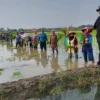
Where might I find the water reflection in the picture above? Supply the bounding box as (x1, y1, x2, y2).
(40, 51, 49, 68)
(30, 49, 40, 66)
(51, 55, 63, 72)
(65, 58, 78, 70)
(0, 38, 99, 83)
(28, 85, 99, 100)
(14, 47, 23, 61)
(94, 86, 100, 100)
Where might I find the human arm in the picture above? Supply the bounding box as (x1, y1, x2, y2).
(86, 36, 92, 44)
(45, 34, 49, 44)
(90, 16, 100, 31)
(79, 35, 85, 46)
(45, 34, 48, 41)
(93, 16, 100, 29)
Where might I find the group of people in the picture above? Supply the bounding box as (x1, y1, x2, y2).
(65, 6, 100, 67)
(0, 6, 100, 67)
(14, 6, 100, 67)
(16, 29, 58, 54)
(65, 27, 94, 65)
(15, 26, 94, 67)
(0, 32, 14, 43)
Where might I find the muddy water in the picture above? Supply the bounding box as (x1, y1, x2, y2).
(28, 85, 100, 100)
(0, 37, 99, 83)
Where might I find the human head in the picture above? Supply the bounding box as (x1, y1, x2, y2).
(52, 30, 55, 35)
(34, 29, 37, 34)
(41, 29, 44, 34)
(98, 11, 100, 14)
(16, 32, 19, 35)
(81, 27, 90, 35)
(69, 33, 74, 37)
(96, 6, 100, 14)
(68, 31, 76, 37)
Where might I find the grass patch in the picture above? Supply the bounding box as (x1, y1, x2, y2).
(37, 67, 100, 96)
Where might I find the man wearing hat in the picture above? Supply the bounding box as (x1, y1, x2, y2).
(91, 6, 100, 65)
(64, 31, 78, 58)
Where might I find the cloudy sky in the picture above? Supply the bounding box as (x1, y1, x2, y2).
(0, 0, 99, 29)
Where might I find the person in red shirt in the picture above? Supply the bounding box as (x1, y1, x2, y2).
(50, 30, 58, 54)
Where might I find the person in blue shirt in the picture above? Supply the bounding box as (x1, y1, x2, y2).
(16, 32, 21, 47)
(39, 29, 48, 51)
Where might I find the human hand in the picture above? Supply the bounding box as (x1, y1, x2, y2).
(80, 41, 83, 44)
(74, 46, 77, 48)
(47, 41, 49, 44)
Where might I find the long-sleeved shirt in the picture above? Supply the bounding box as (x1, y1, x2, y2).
(80, 33, 93, 52)
(16, 35, 21, 42)
(94, 16, 100, 43)
(38, 33, 47, 42)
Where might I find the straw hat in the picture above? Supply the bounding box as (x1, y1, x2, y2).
(81, 27, 92, 32)
(67, 31, 76, 36)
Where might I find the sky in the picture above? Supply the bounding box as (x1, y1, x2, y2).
(0, 0, 99, 29)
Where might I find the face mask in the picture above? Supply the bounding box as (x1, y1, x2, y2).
(69, 36, 74, 40)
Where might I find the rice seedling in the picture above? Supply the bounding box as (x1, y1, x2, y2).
(13, 71, 22, 77)
(0, 68, 5, 72)
(57, 33, 64, 41)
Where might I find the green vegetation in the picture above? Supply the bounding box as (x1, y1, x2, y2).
(50, 86, 64, 95)
(31, 53, 39, 57)
(37, 67, 100, 96)
(0, 68, 5, 72)
(38, 79, 49, 93)
(13, 71, 22, 77)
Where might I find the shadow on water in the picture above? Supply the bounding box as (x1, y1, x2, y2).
(27, 85, 100, 100)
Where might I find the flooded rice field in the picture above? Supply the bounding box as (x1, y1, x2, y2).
(0, 37, 99, 83)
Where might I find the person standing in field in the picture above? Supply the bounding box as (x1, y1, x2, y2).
(64, 31, 78, 58)
(80, 27, 95, 65)
(6, 32, 10, 41)
(28, 36, 32, 48)
(32, 30, 39, 49)
(38, 29, 48, 51)
(16, 32, 21, 47)
(50, 30, 58, 54)
(91, 6, 100, 66)
(9, 32, 13, 43)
